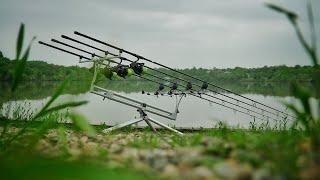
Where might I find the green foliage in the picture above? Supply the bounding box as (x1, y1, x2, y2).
(266, 2, 318, 67)
(15, 23, 24, 60)
(0, 60, 92, 81)
(0, 155, 147, 180)
(0, 57, 316, 83)
(150, 65, 316, 83)
(286, 84, 320, 151)
(267, 1, 320, 165)
(11, 23, 36, 92)
(69, 112, 96, 137)
(0, 23, 91, 152)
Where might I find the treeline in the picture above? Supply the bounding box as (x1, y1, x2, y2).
(0, 55, 92, 81)
(155, 66, 316, 83)
(0, 54, 316, 82)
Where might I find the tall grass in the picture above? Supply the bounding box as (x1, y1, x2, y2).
(0, 23, 93, 151)
(266, 0, 320, 163)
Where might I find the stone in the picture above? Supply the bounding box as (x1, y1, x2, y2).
(133, 161, 150, 171)
(68, 148, 81, 157)
(213, 160, 253, 180)
(121, 148, 139, 160)
(83, 142, 98, 156)
(253, 168, 272, 180)
(80, 136, 88, 144)
(109, 143, 123, 153)
(200, 137, 224, 147)
(191, 166, 215, 180)
(153, 157, 168, 170)
(161, 164, 179, 179)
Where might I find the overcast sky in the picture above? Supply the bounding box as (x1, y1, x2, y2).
(0, 0, 319, 68)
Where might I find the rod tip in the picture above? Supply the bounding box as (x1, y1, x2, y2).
(74, 31, 79, 35)
(61, 35, 67, 38)
(38, 41, 44, 44)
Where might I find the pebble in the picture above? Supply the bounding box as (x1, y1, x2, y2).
(200, 137, 224, 147)
(162, 164, 179, 179)
(253, 168, 272, 180)
(121, 148, 139, 160)
(191, 166, 215, 180)
(80, 136, 88, 144)
(213, 160, 253, 179)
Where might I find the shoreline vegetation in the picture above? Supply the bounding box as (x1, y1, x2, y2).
(0, 56, 317, 83)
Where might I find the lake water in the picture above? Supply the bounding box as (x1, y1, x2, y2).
(1, 81, 317, 129)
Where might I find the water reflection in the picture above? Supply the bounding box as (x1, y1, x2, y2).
(0, 80, 313, 102)
(1, 80, 313, 129)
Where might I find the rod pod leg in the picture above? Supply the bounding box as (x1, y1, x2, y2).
(143, 117, 157, 132)
(148, 117, 183, 136)
(103, 118, 144, 134)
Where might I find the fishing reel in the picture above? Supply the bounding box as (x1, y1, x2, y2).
(130, 61, 148, 75)
(104, 65, 134, 79)
(168, 82, 179, 96)
(199, 81, 208, 93)
(154, 83, 165, 96)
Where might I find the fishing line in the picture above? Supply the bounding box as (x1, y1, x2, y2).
(60, 35, 292, 120)
(39, 40, 285, 123)
(73, 31, 294, 119)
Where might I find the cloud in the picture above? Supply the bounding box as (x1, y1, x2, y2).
(0, 0, 319, 68)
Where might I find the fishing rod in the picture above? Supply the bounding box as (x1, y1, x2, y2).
(40, 40, 285, 123)
(60, 34, 291, 120)
(73, 31, 294, 119)
(50, 38, 284, 121)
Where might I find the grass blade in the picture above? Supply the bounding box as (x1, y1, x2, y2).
(35, 77, 71, 118)
(69, 112, 96, 137)
(16, 23, 24, 60)
(11, 37, 36, 92)
(265, 3, 297, 20)
(35, 101, 88, 119)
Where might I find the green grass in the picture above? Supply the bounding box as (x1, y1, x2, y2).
(0, 113, 314, 179)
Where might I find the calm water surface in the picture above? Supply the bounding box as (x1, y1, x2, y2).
(1, 81, 317, 129)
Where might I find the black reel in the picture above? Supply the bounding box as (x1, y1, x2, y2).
(114, 65, 132, 78)
(201, 81, 208, 90)
(130, 62, 146, 75)
(186, 81, 192, 91)
(154, 83, 165, 95)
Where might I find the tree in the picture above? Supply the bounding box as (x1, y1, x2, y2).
(0, 51, 3, 59)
